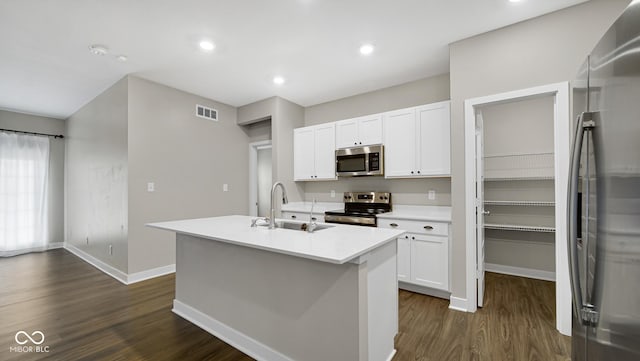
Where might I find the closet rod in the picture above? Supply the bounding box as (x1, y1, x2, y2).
(0, 128, 64, 139)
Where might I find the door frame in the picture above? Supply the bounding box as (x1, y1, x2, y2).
(248, 140, 272, 217)
(463, 82, 571, 335)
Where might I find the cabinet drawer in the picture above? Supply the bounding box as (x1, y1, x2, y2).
(281, 211, 324, 223)
(379, 219, 448, 236)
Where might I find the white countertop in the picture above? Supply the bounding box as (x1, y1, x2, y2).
(147, 215, 404, 265)
(377, 205, 452, 223)
(281, 201, 343, 213)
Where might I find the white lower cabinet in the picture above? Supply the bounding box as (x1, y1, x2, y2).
(409, 234, 448, 290)
(379, 218, 450, 293)
(281, 211, 325, 223)
(397, 235, 411, 282)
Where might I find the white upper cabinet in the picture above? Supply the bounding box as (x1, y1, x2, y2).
(383, 101, 451, 178)
(335, 114, 383, 149)
(294, 123, 336, 181)
(417, 102, 451, 176)
(314, 123, 337, 179)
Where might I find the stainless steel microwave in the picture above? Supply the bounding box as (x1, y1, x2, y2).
(335, 145, 384, 177)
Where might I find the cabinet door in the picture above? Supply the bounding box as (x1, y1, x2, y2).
(397, 235, 411, 282)
(314, 123, 337, 180)
(357, 114, 383, 146)
(335, 118, 359, 149)
(383, 108, 417, 178)
(410, 234, 449, 291)
(281, 212, 302, 220)
(294, 127, 315, 181)
(417, 101, 451, 176)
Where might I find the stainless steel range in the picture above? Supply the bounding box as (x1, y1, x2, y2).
(324, 192, 391, 227)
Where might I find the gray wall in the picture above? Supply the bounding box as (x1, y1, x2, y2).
(302, 74, 451, 205)
(448, 0, 630, 300)
(304, 74, 450, 126)
(0, 110, 65, 244)
(65, 77, 129, 272)
(127, 76, 248, 273)
(238, 96, 305, 205)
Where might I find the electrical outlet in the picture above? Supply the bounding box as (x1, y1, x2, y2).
(330, 190, 336, 198)
(147, 182, 155, 192)
(428, 190, 436, 200)
(109, 245, 113, 255)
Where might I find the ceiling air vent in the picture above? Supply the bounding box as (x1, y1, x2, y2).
(196, 104, 218, 121)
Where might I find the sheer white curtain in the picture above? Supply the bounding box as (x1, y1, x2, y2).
(0, 131, 50, 257)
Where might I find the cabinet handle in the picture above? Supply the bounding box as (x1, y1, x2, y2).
(354, 142, 357, 145)
(390, 223, 398, 227)
(359, 142, 362, 145)
(291, 215, 297, 219)
(423, 225, 434, 230)
(405, 235, 409, 239)
(311, 217, 317, 221)
(411, 236, 415, 240)
(417, 170, 421, 174)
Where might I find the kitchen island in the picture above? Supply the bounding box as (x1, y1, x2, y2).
(147, 215, 404, 361)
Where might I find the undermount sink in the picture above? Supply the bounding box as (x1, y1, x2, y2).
(260, 220, 334, 232)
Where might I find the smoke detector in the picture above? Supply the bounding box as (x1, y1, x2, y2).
(88, 44, 108, 56)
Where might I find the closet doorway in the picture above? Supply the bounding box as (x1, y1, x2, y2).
(248, 140, 272, 217)
(464, 82, 571, 335)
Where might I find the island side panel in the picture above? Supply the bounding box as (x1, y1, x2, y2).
(365, 240, 398, 361)
(174, 233, 362, 361)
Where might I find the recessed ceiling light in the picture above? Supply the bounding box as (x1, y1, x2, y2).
(88, 44, 108, 56)
(273, 76, 285, 85)
(508, 0, 523, 2)
(199, 40, 215, 52)
(115, 55, 128, 62)
(359, 44, 374, 56)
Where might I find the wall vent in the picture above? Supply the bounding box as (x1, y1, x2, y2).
(196, 104, 218, 121)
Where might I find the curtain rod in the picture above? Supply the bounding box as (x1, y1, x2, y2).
(0, 128, 64, 139)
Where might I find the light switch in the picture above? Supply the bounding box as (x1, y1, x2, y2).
(223, 184, 229, 192)
(147, 182, 155, 192)
(330, 190, 336, 198)
(428, 190, 436, 200)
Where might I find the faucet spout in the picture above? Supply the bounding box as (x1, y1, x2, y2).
(269, 182, 288, 229)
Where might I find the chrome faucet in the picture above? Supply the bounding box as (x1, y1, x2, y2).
(307, 199, 317, 233)
(269, 182, 289, 229)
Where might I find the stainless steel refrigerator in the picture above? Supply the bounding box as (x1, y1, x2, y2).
(568, 1, 640, 360)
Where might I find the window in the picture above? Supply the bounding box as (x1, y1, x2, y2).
(0, 132, 50, 256)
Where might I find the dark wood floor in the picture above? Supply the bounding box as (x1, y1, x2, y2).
(0, 249, 570, 360)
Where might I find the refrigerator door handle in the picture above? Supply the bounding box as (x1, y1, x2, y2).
(568, 111, 599, 327)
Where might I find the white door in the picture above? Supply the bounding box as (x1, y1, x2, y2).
(293, 127, 315, 180)
(335, 118, 359, 149)
(314, 123, 336, 180)
(417, 102, 451, 176)
(397, 235, 411, 282)
(383, 108, 417, 177)
(410, 234, 449, 290)
(357, 114, 383, 146)
(475, 111, 486, 307)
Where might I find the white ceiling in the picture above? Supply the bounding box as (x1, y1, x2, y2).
(0, 0, 588, 119)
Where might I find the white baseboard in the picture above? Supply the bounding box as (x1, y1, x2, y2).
(448, 296, 469, 312)
(64, 243, 176, 285)
(385, 349, 397, 361)
(399, 281, 451, 300)
(64, 243, 128, 285)
(485, 263, 555, 282)
(172, 299, 294, 361)
(0, 242, 64, 257)
(128, 264, 175, 284)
